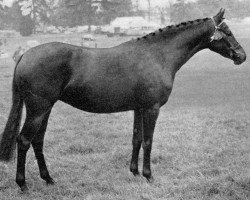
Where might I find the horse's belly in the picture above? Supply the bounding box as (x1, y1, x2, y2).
(59, 85, 137, 113)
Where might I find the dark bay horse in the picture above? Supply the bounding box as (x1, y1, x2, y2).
(0, 9, 246, 191)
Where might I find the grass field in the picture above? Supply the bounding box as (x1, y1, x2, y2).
(0, 33, 249, 200)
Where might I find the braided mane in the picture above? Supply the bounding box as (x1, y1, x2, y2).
(136, 17, 210, 41)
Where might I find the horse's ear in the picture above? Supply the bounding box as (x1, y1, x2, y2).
(214, 8, 225, 25)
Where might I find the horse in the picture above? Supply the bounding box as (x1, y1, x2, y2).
(0, 9, 246, 191)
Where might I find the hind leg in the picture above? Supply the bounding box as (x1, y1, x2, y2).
(16, 94, 53, 191)
(32, 110, 55, 185)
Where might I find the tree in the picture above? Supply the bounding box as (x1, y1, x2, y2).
(134, 0, 139, 12)
(0, 1, 34, 35)
(155, 6, 170, 25)
(0, 4, 9, 29)
(9, 2, 33, 35)
(147, 0, 151, 22)
(61, 0, 133, 29)
(18, 0, 54, 33)
(65, 0, 100, 31)
(19, 15, 34, 36)
(197, 0, 250, 19)
(170, 0, 203, 24)
(100, 0, 133, 24)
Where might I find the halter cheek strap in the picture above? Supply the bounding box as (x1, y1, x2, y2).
(210, 17, 224, 42)
(211, 17, 223, 29)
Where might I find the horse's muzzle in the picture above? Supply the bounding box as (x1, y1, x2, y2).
(233, 49, 246, 65)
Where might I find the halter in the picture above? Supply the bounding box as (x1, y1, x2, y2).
(210, 17, 224, 42)
(211, 17, 224, 30)
(210, 17, 241, 51)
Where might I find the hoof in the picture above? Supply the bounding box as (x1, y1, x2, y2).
(132, 171, 140, 176)
(143, 170, 154, 183)
(146, 176, 154, 183)
(130, 169, 140, 176)
(46, 178, 55, 185)
(20, 184, 29, 193)
(16, 179, 28, 193)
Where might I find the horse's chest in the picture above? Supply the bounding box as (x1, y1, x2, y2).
(150, 70, 173, 94)
(135, 75, 173, 107)
(159, 85, 173, 105)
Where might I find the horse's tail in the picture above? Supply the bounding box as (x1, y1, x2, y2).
(0, 56, 24, 161)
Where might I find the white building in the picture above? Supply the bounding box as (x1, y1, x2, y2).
(110, 16, 160, 29)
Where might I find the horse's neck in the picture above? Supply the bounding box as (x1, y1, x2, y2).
(158, 20, 214, 75)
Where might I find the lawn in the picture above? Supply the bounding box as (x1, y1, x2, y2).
(0, 33, 249, 200)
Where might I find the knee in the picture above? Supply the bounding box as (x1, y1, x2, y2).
(132, 129, 142, 144)
(132, 137, 142, 146)
(16, 135, 30, 151)
(142, 139, 152, 149)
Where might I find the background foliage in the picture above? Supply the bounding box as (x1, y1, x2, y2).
(1, 0, 250, 35)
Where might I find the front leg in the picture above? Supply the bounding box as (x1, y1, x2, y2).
(142, 104, 159, 181)
(130, 109, 143, 176)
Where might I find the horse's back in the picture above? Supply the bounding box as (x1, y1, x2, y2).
(14, 42, 139, 109)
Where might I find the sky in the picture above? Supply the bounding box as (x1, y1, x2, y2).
(2, 0, 196, 8)
(1, 0, 174, 8)
(137, 0, 171, 8)
(137, 0, 198, 9)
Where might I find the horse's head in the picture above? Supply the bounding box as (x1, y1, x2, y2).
(208, 8, 246, 65)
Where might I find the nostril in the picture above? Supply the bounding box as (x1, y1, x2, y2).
(236, 51, 246, 61)
(241, 53, 247, 61)
(234, 48, 246, 63)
